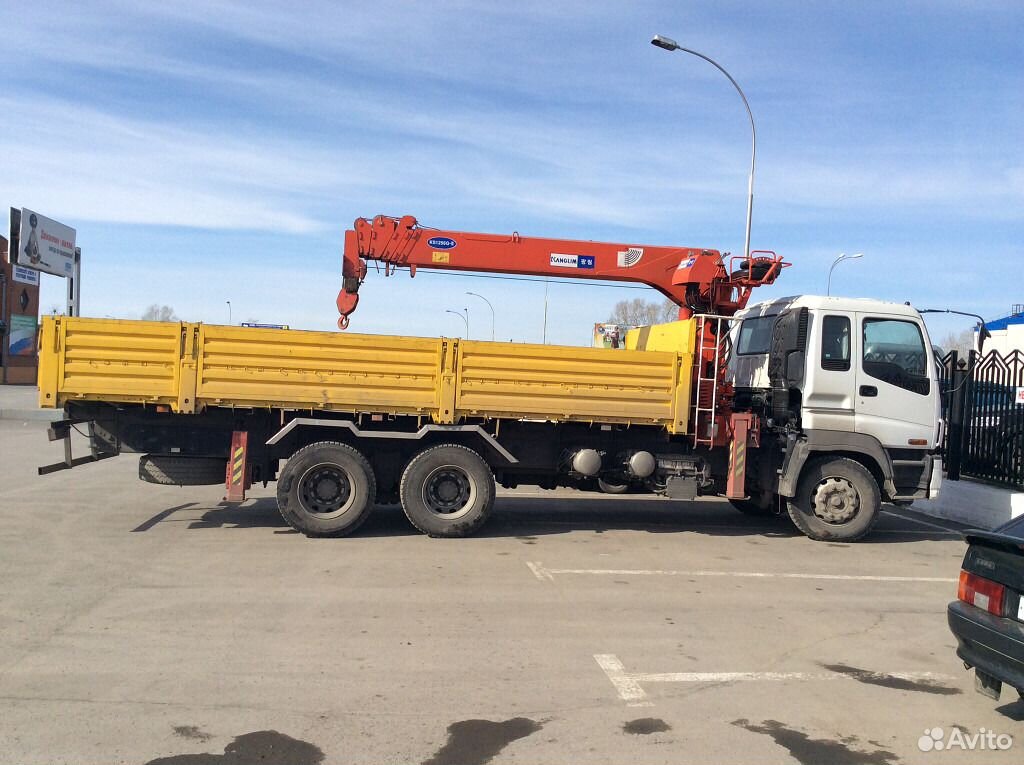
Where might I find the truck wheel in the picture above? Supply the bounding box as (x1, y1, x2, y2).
(276, 441, 376, 537)
(399, 444, 495, 537)
(787, 457, 880, 541)
(139, 455, 226, 486)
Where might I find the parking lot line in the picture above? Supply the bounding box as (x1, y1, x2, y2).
(594, 654, 958, 706)
(528, 561, 956, 583)
(881, 509, 961, 533)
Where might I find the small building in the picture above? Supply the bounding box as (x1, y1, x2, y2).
(976, 305, 1024, 355)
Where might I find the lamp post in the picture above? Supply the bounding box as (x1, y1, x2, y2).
(445, 308, 469, 338)
(826, 253, 863, 296)
(651, 34, 756, 261)
(466, 291, 495, 341)
(226, 300, 232, 325)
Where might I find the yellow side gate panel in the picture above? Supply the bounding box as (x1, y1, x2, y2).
(38, 317, 183, 409)
(38, 317, 695, 434)
(191, 325, 445, 417)
(455, 340, 692, 432)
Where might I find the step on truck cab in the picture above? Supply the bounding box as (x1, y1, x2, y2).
(728, 295, 943, 538)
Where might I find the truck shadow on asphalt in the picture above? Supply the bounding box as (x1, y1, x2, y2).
(135, 497, 959, 544)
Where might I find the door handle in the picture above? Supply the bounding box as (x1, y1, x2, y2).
(859, 385, 878, 397)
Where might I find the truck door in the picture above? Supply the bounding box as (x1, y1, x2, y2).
(801, 310, 857, 431)
(854, 312, 936, 446)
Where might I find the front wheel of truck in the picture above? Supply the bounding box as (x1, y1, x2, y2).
(276, 441, 376, 537)
(786, 456, 880, 541)
(400, 444, 495, 537)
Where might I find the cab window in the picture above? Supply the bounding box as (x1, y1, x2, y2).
(736, 316, 775, 355)
(862, 318, 929, 395)
(820, 315, 851, 371)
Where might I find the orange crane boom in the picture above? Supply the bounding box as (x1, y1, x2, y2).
(335, 215, 785, 329)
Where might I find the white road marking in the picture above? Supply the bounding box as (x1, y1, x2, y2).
(593, 654, 654, 707)
(504, 517, 958, 536)
(528, 562, 956, 583)
(594, 653, 958, 706)
(881, 509, 960, 533)
(873, 528, 959, 536)
(525, 561, 554, 581)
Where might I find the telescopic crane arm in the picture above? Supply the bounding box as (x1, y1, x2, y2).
(336, 215, 785, 329)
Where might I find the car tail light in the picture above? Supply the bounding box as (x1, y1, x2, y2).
(958, 570, 1005, 616)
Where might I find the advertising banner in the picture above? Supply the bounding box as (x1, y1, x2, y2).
(8, 314, 38, 357)
(593, 323, 628, 349)
(12, 263, 40, 285)
(14, 208, 76, 277)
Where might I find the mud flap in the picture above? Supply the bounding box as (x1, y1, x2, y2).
(224, 430, 250, 502)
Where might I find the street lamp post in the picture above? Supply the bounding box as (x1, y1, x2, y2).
(826, 253, 864, 296)
(651, 34, 756, 261)
(466, 291, 495, 341)
(445, 308, 469, 338)
(226, 300, 232, 325)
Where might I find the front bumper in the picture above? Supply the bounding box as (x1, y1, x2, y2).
(947, 600, 1024, 693)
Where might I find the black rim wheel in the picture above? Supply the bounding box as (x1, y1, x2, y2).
(421, 466, 476, 519)
(298, 463, 354, 519)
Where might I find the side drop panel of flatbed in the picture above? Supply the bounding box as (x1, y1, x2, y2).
(38, 316, 694, 432)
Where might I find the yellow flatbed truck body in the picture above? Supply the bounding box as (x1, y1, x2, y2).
(38, 316, 696, 434)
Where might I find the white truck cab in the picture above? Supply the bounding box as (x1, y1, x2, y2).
(728, 296, 943, 539)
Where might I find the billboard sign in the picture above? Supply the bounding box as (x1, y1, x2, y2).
(12, 263, 40, 285)
(14, 208, 76, 277)
(8, 314, 38, 356)
(593, 323, 628, 349)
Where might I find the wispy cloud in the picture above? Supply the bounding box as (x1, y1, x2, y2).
(8, 1, 1023, 342)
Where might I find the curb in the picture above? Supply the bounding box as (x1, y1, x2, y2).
(915, 477, 1024, 531)
(0, 409, 61, 422)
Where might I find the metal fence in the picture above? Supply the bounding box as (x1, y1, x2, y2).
(939, 348, 1024, 488)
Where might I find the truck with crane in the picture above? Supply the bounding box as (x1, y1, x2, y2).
(36, 214, 943, 541)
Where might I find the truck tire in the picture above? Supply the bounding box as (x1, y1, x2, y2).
(139, 455, 226, 486)
(786, 456, 881, 541)
(276, 441, 376, 537)
(399, 444, 495, 537)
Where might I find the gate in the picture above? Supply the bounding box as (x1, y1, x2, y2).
(940, 348, 1024, 489)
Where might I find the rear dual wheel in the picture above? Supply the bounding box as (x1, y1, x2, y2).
(277, 441, 376, 537)
(400, 444, 495, 537)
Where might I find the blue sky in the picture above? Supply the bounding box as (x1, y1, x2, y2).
(3, 0, 1021, 345)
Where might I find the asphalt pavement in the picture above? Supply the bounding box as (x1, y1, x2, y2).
(1, 419, 1021, 764)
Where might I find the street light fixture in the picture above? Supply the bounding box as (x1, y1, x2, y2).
(465, 291, 495, 341)
(226, 300, 232, 325)
(826, 253, 864, 296)
(651, 34, 756, 261)
(445, 308, 469, 338)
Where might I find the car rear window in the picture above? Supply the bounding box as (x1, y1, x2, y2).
(994, 514, 1024, 539)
